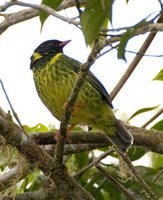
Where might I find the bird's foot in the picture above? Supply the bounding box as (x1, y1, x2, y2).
(63, 101, 83, 115)
(54, 124, 75, 142)
(63, 101, 69, 110)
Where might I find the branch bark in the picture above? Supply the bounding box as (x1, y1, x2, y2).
(0, 108, 94, 199)
(0, 186, 62, 200)
(95, 163, 138, 200)
(0, 0, 86, 35)
(0, 161, 32, 191)
(110, 12, 163, 100)
(31, 124, 163, 155)
(0, 9, 38, 35)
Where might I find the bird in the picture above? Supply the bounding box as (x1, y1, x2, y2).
(30, 39, 133, 153)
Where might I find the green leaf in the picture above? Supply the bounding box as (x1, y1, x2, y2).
(153, 69, 163, 81)
(81, 0, 113, 45)
(150, 152, 163, 169)
(24, 123, 48, 133)
(74, 152, 90, 169)
(39, 0, 64, 28)
(118, 18, 148, 60)
(18, 170, 46, 193)
(118, 30, 133, 61)
(127, 166, 163, 198)
(128, 147, 146, 161)
(128, 105, 159, 121)
(151, 120, 163, 131)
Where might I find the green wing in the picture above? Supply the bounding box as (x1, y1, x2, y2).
(66, 56, 113, 108)
(87, 71, 113, 108)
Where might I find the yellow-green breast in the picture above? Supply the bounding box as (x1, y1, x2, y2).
(30, 39, 133, 152)
(32, 53, 116, 132)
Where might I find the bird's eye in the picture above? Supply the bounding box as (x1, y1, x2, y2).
(43, 52, 49, 55)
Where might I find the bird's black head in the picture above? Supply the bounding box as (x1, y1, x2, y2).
(30, 40, 71, 70)
(34, 40, 71, 54)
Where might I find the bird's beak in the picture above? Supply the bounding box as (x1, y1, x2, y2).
(59, 40, 71, 48)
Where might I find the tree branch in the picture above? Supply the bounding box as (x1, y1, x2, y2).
(0, 161, 32, 191)
(95, 163, 138, 200)
(0, 186, 62, 200)
(31, 124, 163, 155)
(0, 107, 94, 199)
(117, 152, 158, 200)
(0, 0, 81, 36)
(55, 40, 101, 166)
(0, 9, 38, 35)
(110, 12, 163, 100)
(73, 149, 113, 180)
(15, 1, 79, 25)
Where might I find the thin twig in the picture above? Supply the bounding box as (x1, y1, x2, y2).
(75, 0, 82, 16)
(153, 168, 163, 182)
(0, 0, 86, 12)
(0, 79, 24, 129)
(93, 178, 107, 195)
(0, 161, 32, 192)
(97, 44, 118, 59)
(141, 107, 163, 128)
(55, 40, 101, 166)
(0, 1, 13, 11)
(110, 12, 163, 100)
(0, 9, 38, 35)
(126, 49, 163, 58)
(95, 163, 138, 200)
(0, 0, 86, 35)
(110, 33, 156, 100)
(118, 152, 159, 200)
(94, 127, 159, 199)
(158, 0, 163, 10)
(73, 149, 113, 179)
(2, 0, 79, 26)
(0, 108, 94, 200)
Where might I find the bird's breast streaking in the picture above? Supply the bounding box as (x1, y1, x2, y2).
(30, 39, 133, 152)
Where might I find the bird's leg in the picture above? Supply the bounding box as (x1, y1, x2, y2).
(54, 124, 75, 142)
(54, 101, 81, 142)
(66, 124, 76, 141)
(63, 101, 69, 110)
(63, 101, 83, 112)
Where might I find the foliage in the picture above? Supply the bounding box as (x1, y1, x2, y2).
(153, 69, 163, 81)
(40, 0, 64, 27)
(80, 0, 113, 45)
(127, 105, 159, 122)
(1, 129, 162, 200)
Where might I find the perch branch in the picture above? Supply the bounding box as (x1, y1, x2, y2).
(95, 163, 138, 200)
(0, 0, 86, 35)
(55, 40, 101, 166)
(141, 107, 163, 128)
(0, 161, 32, 191)
(117, 151, 158, 200)
(0, 185, 62, 200)
(0, 108, 94, 200)
(73, 149, 113, 180)
(31, 124, 163, 155)
(110, 12, 163, 100)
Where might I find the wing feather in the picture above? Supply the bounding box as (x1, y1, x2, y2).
(66, 56, 113, 108)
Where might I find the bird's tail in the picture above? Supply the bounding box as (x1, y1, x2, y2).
(108, 121, 134, 153)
